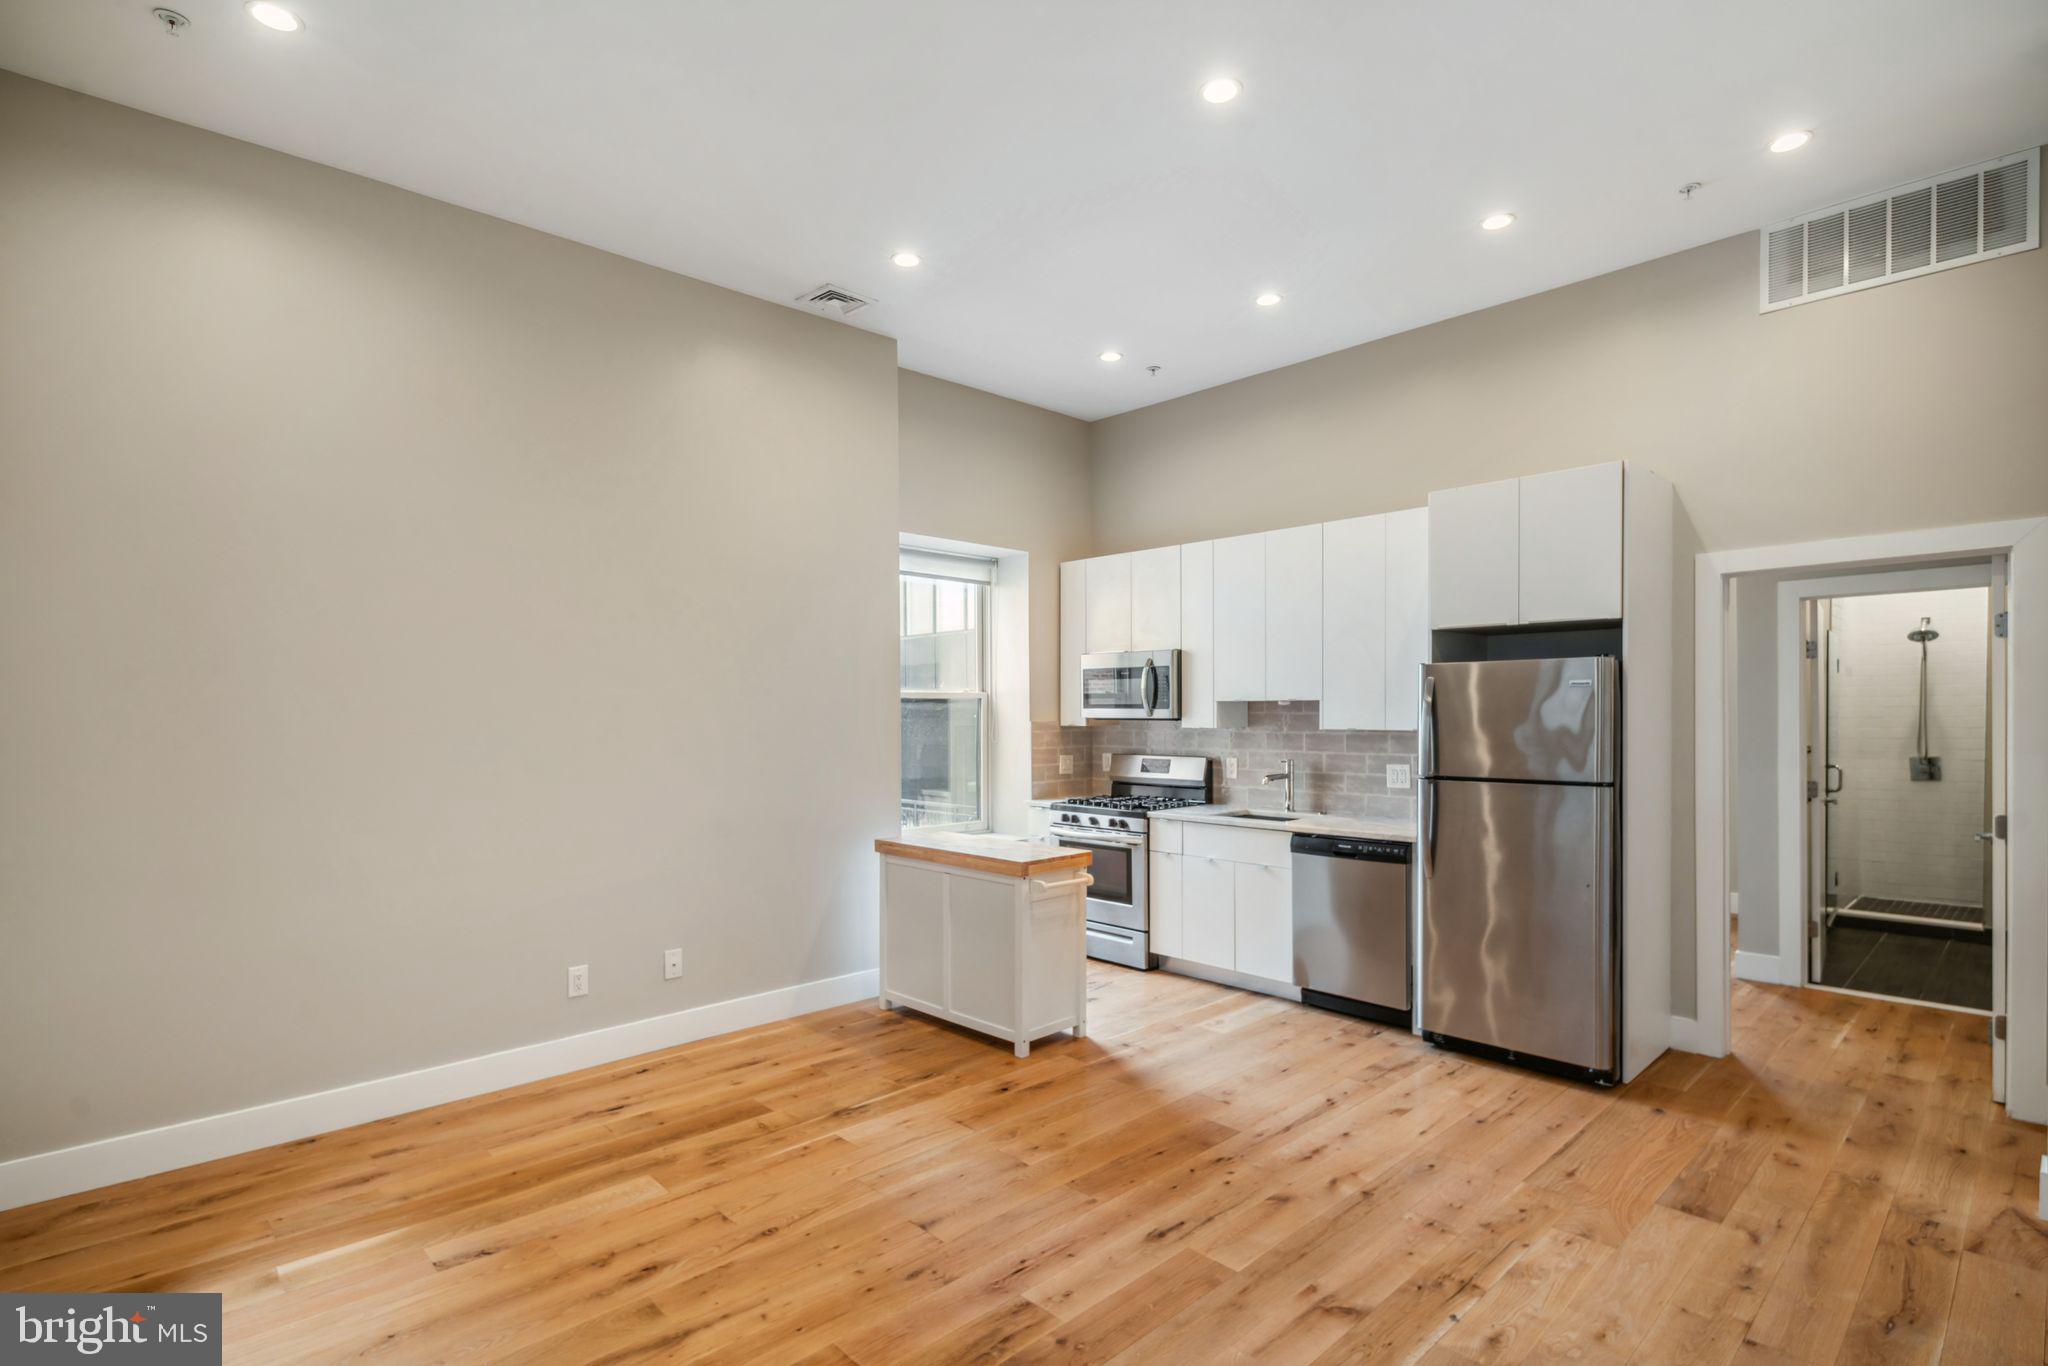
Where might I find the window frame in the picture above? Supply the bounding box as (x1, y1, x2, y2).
(899, 566, 993, 833)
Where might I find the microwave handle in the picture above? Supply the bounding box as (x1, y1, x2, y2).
(1142, 658, 1157, 716)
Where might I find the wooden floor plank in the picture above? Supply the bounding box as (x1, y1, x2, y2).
(0, 973, 2042, 1366)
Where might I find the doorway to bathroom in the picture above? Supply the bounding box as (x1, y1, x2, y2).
(1804, 583, 2001, 1012)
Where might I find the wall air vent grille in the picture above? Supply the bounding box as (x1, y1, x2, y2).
(795, 284, 874, 317)
(1758, 148, 2037, 313)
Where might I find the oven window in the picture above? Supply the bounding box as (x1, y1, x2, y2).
(1073, 841, 1133, 904)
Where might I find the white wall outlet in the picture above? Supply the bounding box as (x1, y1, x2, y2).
(1101, 751, 1112, 772)
(1058, 753, 1073, 776)
(1386, 764, 1412, 791)
(663, 948, 683, 981)
(1226, 756, 1239, 781)
(567, 964, 589, 998)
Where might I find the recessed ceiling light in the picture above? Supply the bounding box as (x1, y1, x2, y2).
(1480, 212, 1516, 232)
(1769, 129, 1812, 154)
(1200, 77, 1242, 105)
(245, 2, 302, 31)
(1254, 292, 1282, 307)
(890, 251, 922, 268)
(1099, 350, 1124, 364)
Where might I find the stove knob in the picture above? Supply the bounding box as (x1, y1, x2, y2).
(1088, 816, 1100, 825)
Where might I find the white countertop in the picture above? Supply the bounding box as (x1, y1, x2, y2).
(877, 830, 1094, 877)
(1150, 805, 1416, 842)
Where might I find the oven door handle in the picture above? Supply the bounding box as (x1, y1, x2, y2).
(1055, 833, 1145, 852)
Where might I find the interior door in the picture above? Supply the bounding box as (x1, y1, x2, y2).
(2010, 524, 2047, 1125)
(1807, 601, 1851, 984)
(1990, 563, 2009, 1102)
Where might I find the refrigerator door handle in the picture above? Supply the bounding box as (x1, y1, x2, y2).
(1421, 673, 1438, 872)
(1421, 673, 1437, 776)
(1424, 779, 1437, 871)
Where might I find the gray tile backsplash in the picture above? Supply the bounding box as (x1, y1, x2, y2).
(1031, 704, 1418, 824)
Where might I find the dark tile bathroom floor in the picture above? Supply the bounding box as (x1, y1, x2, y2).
(1817, 923, 1992, 1010)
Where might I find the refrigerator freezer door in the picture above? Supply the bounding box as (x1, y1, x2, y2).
(1421, 657, 1617, 784)
(1421, 779, 1617, 1073)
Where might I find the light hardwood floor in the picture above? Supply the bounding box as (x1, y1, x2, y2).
(3, 968, 2046, 1363)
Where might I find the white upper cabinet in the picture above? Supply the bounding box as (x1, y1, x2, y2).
(1518, 463, 1623, 624)
(1428, 463, 1624, 629)
(1264, 525, 1323, 701)
(1213, 533, 1266, 702)
(1083, 553, 1132, 654)
(1383, 506, 1430, 730)
(1129, 545, 1182, 650)
(1428, 477, 1520, 629)
(1059, 560, 1086, 725)
(1321, 514, 1388, 730)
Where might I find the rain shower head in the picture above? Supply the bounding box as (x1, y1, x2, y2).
(1906, 617, 1939, 643)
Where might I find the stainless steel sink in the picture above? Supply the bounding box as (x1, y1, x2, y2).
(1220, 811, 1299, 822)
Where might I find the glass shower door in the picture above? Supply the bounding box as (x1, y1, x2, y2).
(1808, 608, 1842, 985)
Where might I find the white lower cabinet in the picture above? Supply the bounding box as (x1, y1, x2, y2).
(1158, 825, 1293, 984)
(1180, 855, 1236, 970)
(1150, 850, 1184, 958)
(1232, 862, 1293, 983)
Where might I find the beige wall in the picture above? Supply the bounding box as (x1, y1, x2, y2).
(897, 370, 1092, 727)
(0, 74, 900, 1161)
(1091, 218, 2048, 555)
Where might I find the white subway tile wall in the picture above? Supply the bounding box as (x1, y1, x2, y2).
(1032, 705, 1419, 823)
(1827, 587, 1991, 909)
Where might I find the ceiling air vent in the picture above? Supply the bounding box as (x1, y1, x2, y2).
(1758, 148, 2038, 313)
(795, 284, 874, 318)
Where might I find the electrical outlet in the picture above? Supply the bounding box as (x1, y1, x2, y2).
(1101, 752, 1112, 772)
(1058, 753, 1073, 776)
(568, 964, 589, 998)
(1226, 756, 1239, 781)
(663, 948, 683, 981)
(1386, 764, 1411, 791)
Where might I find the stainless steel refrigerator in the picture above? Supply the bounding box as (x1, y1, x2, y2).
(1419, 656, 1620, 1083)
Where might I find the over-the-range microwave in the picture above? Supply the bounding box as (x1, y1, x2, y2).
(1080, 650, 1181, 720)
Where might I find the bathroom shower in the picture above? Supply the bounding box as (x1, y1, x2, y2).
(1907, 616, 1941, 782)
(1803, 585, 1993, 1012)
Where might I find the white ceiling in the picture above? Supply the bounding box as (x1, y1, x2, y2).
(5, 1, 2047, 420)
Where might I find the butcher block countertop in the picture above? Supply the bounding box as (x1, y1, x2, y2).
(876, 831, 1093, 879)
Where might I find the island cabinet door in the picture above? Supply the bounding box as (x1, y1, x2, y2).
(1150, 851, 1184, 958)
(943, 873, 1020, 1037)
(1181, 856, 1236, 969)
(881, 859, 948, 1009)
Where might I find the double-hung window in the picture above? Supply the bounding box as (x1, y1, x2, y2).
(899, 549, 992, 831)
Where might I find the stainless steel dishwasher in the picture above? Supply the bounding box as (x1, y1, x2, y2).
(1291, 834, 1413, 1025)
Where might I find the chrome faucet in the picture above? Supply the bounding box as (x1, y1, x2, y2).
(1262, 758, 1296, 813)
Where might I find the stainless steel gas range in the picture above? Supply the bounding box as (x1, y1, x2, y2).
(1049, 754, 1211, 970)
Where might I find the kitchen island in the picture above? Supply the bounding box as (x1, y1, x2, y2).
(874, 832, 1094, 1056)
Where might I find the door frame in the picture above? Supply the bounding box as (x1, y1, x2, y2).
(1771, 564, 1997, 991)
(1691, 516, 2045, 1123)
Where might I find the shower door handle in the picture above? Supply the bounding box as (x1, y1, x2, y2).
(1825, 764, 1845, 795)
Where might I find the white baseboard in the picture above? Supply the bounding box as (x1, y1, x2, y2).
(1734, 950, 1795, 986)
(0, 967, 879, 1213)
